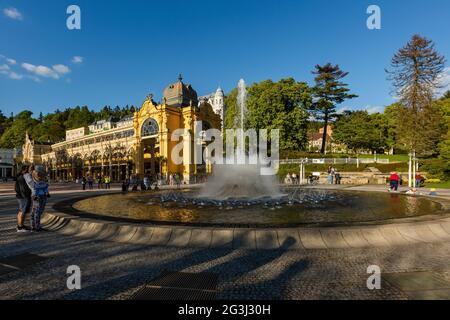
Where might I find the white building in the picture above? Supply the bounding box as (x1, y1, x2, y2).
(199, 87, 225, 128)
(0, 148, 21, 179)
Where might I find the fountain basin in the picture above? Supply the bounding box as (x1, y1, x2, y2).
(70, 188, 447, 228)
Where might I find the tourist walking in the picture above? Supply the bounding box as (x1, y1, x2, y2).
(292, 173, 298, 185)
(97, 174, 103, 189)
(15, 165, 31, 232)
(334, 171, 341, 185)
(143, 175, 150, 190)
(87, 175, 93, 190)
(327, 166, 334, 184)
(415, 173, 423, 188)
(174, 173, 181, 189)
(327, 173, 333, 185)
(81, 176, 87, 190)
(284, 173, 292, 185)
(389, 171, 400, 191)
(29, 165, 50, 232)
(104, 176, 111, 189)
(121, 179, 130, 192)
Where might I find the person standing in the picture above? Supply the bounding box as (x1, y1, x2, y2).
(292, 173, 298, 185)
(143, 175, 150, 191)
(415, 173, 422, 188)
(327, 166, 334, 184)
(285, 173, 292, 185)
(81, 176, 87, 190)
(389, 171, 400, 191)
(87, 175, 93, 190)
(335, 170, 341, 185)
(97, 174, 103, 189)
(177, 174, 182, 189)
(15, 165, 31, 232)
(29, 165, 50, 232)
(104, 176, 111, 189)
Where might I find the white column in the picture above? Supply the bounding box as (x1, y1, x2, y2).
(302, 161, 306, 185)
(412, 151, 416, 189)
(299, 164, 302, 185)
(408, 152, 412, 188)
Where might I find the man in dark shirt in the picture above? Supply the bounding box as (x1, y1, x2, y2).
(15, 165, 31, 232)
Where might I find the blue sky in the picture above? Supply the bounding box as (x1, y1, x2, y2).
(1, 0, 449, 117)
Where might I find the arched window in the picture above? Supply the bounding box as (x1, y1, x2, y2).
(141, 118, 159, 137)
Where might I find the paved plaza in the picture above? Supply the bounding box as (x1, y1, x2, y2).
(1, 182, 450, 300)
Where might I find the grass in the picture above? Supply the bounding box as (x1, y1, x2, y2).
(357, 154, 409, 162)
(424, 181, 450, 189)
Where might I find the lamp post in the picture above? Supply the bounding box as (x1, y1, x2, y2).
(298, 158, 308, 185)
(412, 150, 417, 189)
(408, 152, 413, 188)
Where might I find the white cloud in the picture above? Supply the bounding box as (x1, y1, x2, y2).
(71, 56, 83, 64)
(22, 62, 59, 79)
(336, 106, 351, 114)
(53, 64, 71, 75)
(437, 67, 450, 97)
(1, 56, 74, 82)
(336, 105, 384, 115)
(21, 62, 71, 79)
(9, 72, 23, 80)
(364, 105, 385, 114)
(3, 7, 23, 20)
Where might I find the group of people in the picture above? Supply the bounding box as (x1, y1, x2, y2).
(327, 166, 342, 185)
(80, 175, 111, 190)
(15, 164, 50, 232)
(168, 173, 182, 188)
(284, 173, 299, 185)
(389, 172, 424, 192)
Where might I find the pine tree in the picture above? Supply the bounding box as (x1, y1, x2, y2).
(386, 34, 446, 156)
(310, 63, 357, 154)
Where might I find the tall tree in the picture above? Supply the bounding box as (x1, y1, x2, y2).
(441, 90, 450, 100)
(386, 34, 446, 156)
(333, 110, 388, 153)
(310, 63, 357, 154)
(224, 78, 312, 151)
(436, 97, 450, 160)
(0, 110, 10, 136)
(0, 111, 39, 148)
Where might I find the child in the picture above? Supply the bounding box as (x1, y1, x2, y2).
(30, 165, 50, 232)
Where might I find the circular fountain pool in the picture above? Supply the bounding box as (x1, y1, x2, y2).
(70, 188, 447, 227)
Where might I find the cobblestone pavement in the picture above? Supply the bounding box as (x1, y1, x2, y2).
(1, 186, 450, 300)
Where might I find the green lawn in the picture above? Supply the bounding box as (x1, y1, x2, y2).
(357, 154, 409, 162)
(424, 181, 450, 189)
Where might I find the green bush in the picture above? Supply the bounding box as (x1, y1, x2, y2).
(420, 159, 450, 180)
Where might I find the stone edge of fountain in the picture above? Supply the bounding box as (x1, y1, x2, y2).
(42, 191, 450, 250)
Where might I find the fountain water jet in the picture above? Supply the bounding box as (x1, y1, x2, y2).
(197, 79, 282, 200)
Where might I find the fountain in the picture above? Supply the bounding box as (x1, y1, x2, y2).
(197, 79, 282, 201)
(70, 79, 448, 227)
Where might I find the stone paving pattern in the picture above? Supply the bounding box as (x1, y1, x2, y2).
(1, 183, 450, 300)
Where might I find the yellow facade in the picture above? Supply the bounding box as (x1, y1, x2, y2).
(29, 78, 221, 183)
(133, 95, 221, 182)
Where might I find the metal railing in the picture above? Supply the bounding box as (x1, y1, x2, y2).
(277, 158, 390, 165)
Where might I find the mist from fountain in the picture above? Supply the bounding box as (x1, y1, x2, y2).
(197, 79, 282, 200)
